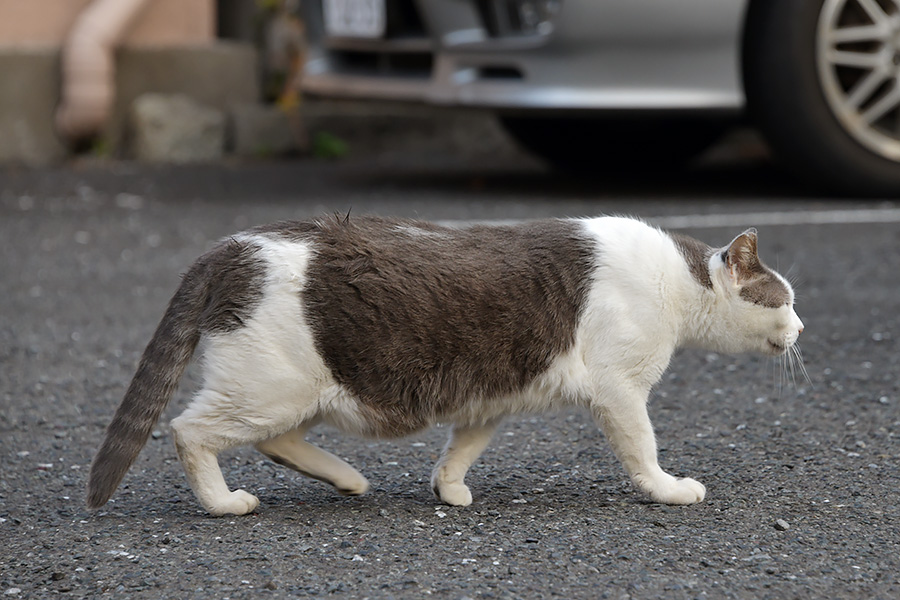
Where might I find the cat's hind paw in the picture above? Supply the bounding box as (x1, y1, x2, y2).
(433, 482, 473, 507)
(335, 474, 370, 497)
(207, 489, 260, 516)
(648, 477, 706, 505)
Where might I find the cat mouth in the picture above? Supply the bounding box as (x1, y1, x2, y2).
(767, 340, 788, 355)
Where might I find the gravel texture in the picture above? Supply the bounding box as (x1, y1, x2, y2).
(1, 158, 898, 599)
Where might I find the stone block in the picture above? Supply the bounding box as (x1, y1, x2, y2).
(229, 103, 308, 157)
(0, 50, 67, 164)
(108, 41, 259, 152)
(130, 94, 225, 162)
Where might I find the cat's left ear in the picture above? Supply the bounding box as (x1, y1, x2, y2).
(722, 228, 764, 285)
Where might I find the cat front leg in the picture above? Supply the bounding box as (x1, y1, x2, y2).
(256, 423, 369, 497)
(431, 419, 501, 507)
(591, 390, 705, 505)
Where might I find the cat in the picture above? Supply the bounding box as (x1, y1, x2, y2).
(87, 215, 804, 516)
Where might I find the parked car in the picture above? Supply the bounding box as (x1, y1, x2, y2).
(301, 0, 900, 195)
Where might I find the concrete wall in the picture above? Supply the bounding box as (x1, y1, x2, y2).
(0, 0, 262, 164)
(0, 0, 214, 48)
(0, 51, 66, 163)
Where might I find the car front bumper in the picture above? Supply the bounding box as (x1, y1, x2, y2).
(301, 0, 748, 112)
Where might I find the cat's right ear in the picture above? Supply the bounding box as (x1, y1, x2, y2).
(721, 228, 764, 286)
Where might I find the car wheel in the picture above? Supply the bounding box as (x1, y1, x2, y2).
(744, 0, 900, 196)
(498, 116, 727, 174)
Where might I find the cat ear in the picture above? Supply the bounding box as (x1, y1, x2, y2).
(722, 228, 763, 285)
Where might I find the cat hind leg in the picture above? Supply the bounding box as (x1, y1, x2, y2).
(432, 419, 500, 507)
(256, 423, 369, 497)
(170, 394, 263, 516)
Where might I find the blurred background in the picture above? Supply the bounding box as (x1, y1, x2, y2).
(0, 0, 544, 167)
(5, 0, 900, 196)
(0, 0, 318, 163)
(0, 0, 763, 185)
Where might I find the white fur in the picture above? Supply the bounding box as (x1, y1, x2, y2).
(171, 233, 367, 516)
(170, 218, 803, 515)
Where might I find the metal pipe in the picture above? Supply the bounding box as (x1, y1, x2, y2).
(55, 0, 150, 142)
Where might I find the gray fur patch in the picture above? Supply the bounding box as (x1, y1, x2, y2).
(251, 220, 321, 240)
(720, 228, 791, 309)
(670, 233, 714, 289)
(740, 273, 791, 308)
(292, 216, 596, 437)
(196, 240, 267, 334)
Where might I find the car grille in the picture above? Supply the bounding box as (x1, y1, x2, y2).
(318, 0, 554, 80)
(323, 0, 434, 79)
(475, 0, 520, 37)
(383, 0, 428, 38)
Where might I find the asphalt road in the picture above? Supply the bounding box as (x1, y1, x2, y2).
(1, 153, 899, 599)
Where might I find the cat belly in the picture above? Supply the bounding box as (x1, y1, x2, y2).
(202, 265, 598, 439)
(427, 344, 594, 429)
(199, 228, 597, 441)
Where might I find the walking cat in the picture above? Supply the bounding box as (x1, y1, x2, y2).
(87, 216, 804, 516)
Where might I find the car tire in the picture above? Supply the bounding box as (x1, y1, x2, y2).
(744, 0, 900, 196)
(499, 116, 727, 174)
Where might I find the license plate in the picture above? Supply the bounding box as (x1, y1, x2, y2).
(323, 0, 386, 38)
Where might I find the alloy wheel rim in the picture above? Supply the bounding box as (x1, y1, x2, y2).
(817, 0, 900, 161)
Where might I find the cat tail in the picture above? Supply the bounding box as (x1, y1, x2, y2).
(86, 261, 209, 510)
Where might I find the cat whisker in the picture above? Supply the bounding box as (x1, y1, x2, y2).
(771, 342, 809, 396)
(791, 343, 811, 387)
(771, 353, 786, 398)
(785, 266, 803, 290)
(788, 346, 799, 389)
(781, 351, 793, 393)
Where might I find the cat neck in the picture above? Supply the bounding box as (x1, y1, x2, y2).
(664, 232, 722, 351)
(676, 275, 722, 350)
(580, 218, 719, 356)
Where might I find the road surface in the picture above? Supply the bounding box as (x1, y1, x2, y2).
(1, 155, 898, 599)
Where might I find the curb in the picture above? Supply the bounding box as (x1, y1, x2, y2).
(300, 98, 529, 161)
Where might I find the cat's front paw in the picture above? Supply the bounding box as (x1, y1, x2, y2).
(648, 477, 706, 505)
(208, 489, 260, 516)
(433, 482, 473, 507)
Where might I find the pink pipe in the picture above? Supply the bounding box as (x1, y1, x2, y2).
(55, 0, 150, 142)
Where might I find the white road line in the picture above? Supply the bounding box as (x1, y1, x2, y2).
(648, 208, 900, 230)
(438, 207, 900, 230)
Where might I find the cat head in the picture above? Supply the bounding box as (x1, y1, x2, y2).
(706, 228, 804, 356)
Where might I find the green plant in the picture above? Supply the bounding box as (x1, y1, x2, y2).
(312, 131, 349, 159)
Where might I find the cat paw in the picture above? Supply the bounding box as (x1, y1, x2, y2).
(648, 477, 706, 505)
(335, 474, 370, 497)
(433, 482, 473, 507)
(207, 489, 260, 516)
